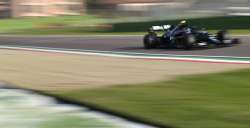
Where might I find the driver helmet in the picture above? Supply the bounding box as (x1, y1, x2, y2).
(179, 20, 187, 28)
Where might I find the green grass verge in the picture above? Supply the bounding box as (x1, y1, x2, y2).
(0, 16, 250, 35)
(51, 69, 250, 128)
(109, 16, 250, 33)
(0, 15, 108, 34)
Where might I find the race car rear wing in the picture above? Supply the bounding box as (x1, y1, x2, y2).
(151, 25, 171, 31)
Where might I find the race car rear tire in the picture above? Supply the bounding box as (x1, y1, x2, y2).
(143, 33, 158, 49)
(183, 35, 196, 50)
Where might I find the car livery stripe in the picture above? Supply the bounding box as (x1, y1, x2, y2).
(0, 45, 250, 64)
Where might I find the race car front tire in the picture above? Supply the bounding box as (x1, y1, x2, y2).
(216, 30, 228, 43)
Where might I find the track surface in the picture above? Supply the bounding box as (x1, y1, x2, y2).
(0, 35, 249, 57)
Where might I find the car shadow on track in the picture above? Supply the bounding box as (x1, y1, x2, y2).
(116, 44, 239, 52)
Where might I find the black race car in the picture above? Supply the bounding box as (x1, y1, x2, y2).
(143, 21, 240, 50)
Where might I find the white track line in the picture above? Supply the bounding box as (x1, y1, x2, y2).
(0, 45, 250, 64)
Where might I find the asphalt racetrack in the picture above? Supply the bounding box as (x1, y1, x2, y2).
(0, 35, 249, 57)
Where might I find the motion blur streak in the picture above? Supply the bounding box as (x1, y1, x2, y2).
(0, 83, 154, 128)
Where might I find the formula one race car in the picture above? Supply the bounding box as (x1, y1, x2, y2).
(143, 20, 240, 50)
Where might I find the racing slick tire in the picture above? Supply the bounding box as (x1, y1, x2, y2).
(232, 38, 240, 44)
(183, 35, 196, 50)
(143, 33, 158, 49)
(216, 30, 228, 43)
(217, 30, 240, 45)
